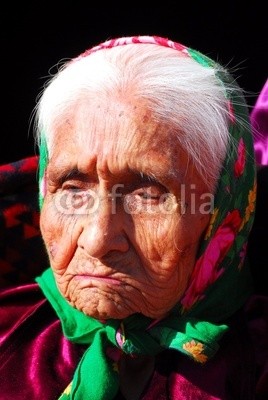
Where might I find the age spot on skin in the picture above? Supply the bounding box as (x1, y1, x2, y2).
(49, 243, 58, 258)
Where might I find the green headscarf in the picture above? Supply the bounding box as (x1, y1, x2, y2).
(35, 35, 256, 400)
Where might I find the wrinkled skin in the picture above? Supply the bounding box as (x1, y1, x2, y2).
(40, 98, 212, 321)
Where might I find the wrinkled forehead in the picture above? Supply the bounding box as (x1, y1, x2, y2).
(47, 96, 187, 180)
(49, 93, 161, 145)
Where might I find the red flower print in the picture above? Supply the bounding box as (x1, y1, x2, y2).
(234, 138, 246, 178)
(181, 209, 242, 310)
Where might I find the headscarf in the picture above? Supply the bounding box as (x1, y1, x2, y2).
(35, 36, 256, 400)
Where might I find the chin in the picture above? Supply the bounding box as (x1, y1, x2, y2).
(74, 302, 133, 321)
(66, 288, 135, 321)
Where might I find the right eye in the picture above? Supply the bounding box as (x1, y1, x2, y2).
(55, 187, 97, 215)
(62, 181, 84, 191)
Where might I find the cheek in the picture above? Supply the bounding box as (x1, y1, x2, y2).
(131, 213, 183, 265)
(40, 199, 80, 270)
(131, 210, 209, 272)
(40, 197, 63, 239)
(127, 213, 205, 313)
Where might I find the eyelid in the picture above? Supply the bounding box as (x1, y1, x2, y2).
(55, 168, 94, 186)
(131, 184, 168, 198)
(61, 181, 87, 191)
(134, 185, 164, 193)
(60, 173, 169, 195)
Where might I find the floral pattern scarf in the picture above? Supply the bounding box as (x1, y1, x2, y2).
(36, 36, 256, 400)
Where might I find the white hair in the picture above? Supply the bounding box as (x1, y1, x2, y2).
(34, 43, 242, 190)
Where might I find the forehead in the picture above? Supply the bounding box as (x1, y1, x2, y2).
(48, 99, 187, 182)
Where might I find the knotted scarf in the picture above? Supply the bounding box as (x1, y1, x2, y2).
(35, 35, 256, 400)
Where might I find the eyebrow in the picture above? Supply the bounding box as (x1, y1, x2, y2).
(139, 171, 159, 183)
(50, 167, 91, 184)
(48, 156, 176, 191)
(51, 165, 163, 185)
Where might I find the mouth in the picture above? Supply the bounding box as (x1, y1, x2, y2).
(74, 274, 122, 286)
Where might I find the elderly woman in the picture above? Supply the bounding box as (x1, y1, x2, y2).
(0, 35, 266, 400)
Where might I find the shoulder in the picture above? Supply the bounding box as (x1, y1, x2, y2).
(244, 294, 268, 399)
(0, 282, 85, 400)
(151, 302, 268, 400)
(0, 282, 48, 337)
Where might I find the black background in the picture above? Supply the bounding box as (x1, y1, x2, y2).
(2, 1, 267, 164)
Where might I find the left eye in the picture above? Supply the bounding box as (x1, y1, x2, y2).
(137, 191, 161, 200)
(132, 185, 167, 202)
(62, 183, 84, 192)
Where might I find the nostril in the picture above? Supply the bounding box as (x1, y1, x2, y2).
(77, 217, 129, 258)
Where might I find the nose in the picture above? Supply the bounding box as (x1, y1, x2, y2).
(77, 196, 129, 258)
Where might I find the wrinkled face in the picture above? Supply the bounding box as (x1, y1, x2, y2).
(40, 98, 211, 321)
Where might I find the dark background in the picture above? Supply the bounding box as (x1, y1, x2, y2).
(2, 1, 267, 164)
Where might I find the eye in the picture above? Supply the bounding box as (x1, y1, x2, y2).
(62, 182, 84, 191)
(122, 183, 173, 215)
(56, 184, 97, 215)
(134, 186, 165, 201)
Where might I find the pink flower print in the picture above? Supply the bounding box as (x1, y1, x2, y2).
(181, 209, 242, 310)
(234, 138, 246, 178)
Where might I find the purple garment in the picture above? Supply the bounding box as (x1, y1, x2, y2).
(0, 283, 267, 399)
(251, 80, 268, 165)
